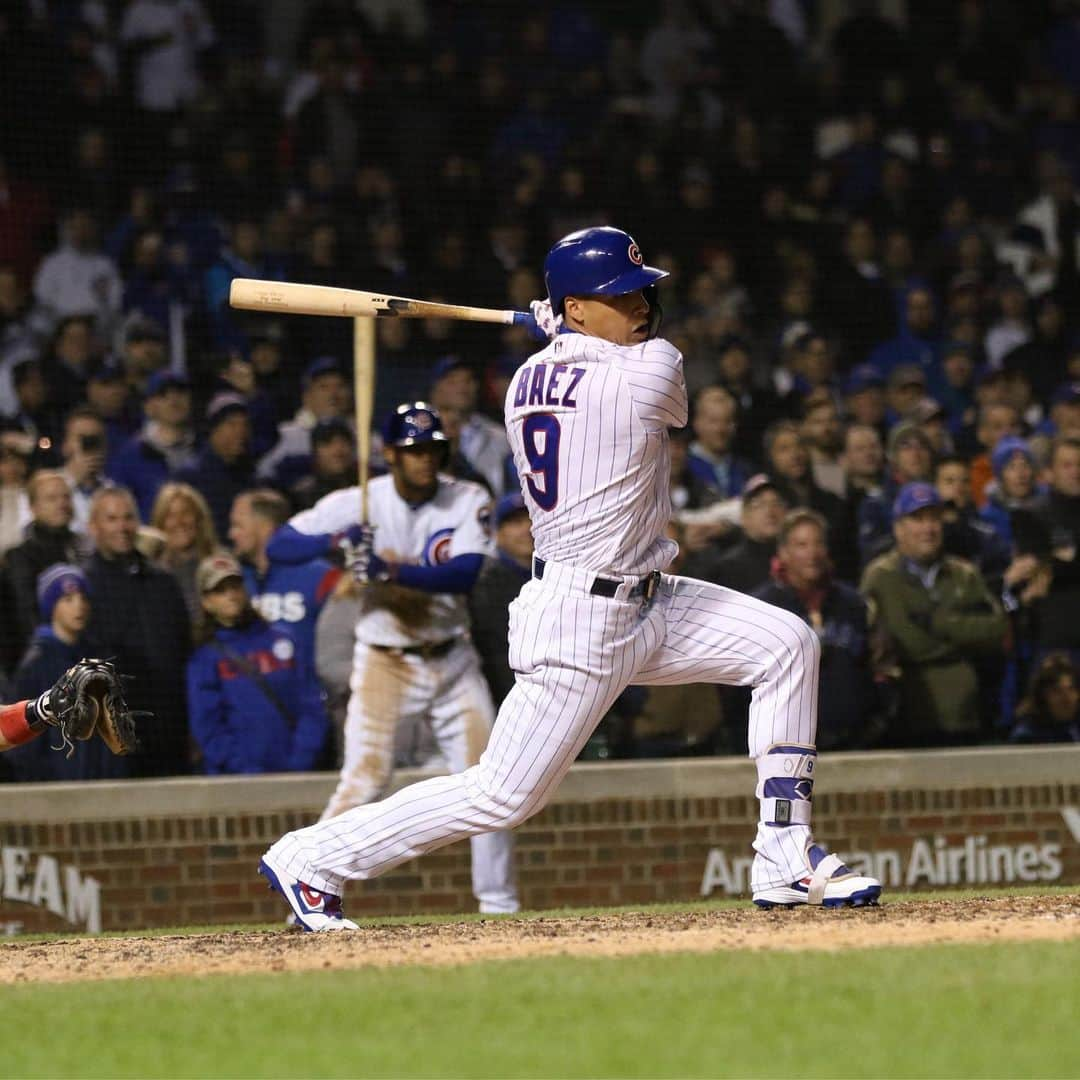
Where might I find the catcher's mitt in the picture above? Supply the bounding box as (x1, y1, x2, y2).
(42, 659, 143, 758)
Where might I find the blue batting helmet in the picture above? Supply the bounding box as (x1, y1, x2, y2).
(544, 226, 669, 316)
(381, 401, 449, 448)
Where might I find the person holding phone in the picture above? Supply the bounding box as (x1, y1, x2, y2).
(60, 406, 112, 534)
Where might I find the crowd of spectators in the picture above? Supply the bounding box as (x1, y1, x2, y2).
(3, 0, 1080, 778)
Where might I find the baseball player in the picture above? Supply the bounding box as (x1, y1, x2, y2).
(0, 696, 57, 753)
(262, 402, 518, 916)
(261, 227, 881, 930)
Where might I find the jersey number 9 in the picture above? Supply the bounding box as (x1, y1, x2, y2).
(522, 413, 561, 511)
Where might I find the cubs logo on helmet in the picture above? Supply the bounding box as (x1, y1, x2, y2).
(543, 226, 668, 315)
(381, 401, 449, 448)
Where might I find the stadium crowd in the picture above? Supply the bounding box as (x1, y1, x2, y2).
(2, 0, 1080, 779)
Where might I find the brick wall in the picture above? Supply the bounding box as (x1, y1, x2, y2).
(1, 747, 1078, 933)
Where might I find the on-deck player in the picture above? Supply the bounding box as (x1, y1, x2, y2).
(260, 226, 881, 929)
(263, 402, 518, 916)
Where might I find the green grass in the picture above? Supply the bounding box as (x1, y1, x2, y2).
(5, 888, 1078, 1077)
(8, 938, 1080, 1077)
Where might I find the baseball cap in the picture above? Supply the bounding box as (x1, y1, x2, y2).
(494, 492, 528, 528)
(948, 271, 981, 296)
(778, 320, 812, 353)
(887, 420, 933, 458)
(302, 357, 344, 385)
(432, 355, 474, 382)
(144, 370, 191, 399)
(124, 314, 165, 343)
(909, 396, 945, 423)
(843, 364, 885, 396)
(741, 473, 784, 506)
(892, 482, 942, 522)
(36, 563, 88, 620)
(196, 552, 245, 594)
(974, 364, 1007, 389)
(991, 435, 1034, 478)
(248, 320, 285, 345)
(1051, 382, 1080, 407)
(311, 416, 353, 446)
(887, 363, 927, 390)
(88, 361, 125, 384)
(205, 391, 249, 428)
(715, 333, 750, 355)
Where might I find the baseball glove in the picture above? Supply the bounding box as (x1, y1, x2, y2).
(40, 659, 143, 758)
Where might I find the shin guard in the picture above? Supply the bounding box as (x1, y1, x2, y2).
(755, 742, 816, 827)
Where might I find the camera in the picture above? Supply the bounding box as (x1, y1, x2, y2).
(79, 433, 105, 453)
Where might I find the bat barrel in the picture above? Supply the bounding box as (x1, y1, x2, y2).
(229, 278, 531, 330)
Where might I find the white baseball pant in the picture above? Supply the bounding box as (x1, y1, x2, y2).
(269, 564, 821, 896)
(319, 639, 518, 914)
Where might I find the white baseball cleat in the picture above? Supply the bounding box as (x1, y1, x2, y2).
(258, 854, 358, 931)
(752, 843, 882, 909)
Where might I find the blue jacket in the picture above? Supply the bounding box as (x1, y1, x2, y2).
(686, 451, 754, 499)
(177, 449, 255, 539)
(857, 474, 902, 568)
(242, 558, 340, 673)
(107, 431, 195, 521)
(979, 488, 1045, 551)
(7, 627, 133, 781)
(186, 618, 329, 774)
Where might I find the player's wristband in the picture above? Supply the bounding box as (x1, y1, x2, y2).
(25, 693, 52, 730)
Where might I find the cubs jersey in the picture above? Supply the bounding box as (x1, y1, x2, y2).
(504, 332, 687, 576)
(289, 474, 493, 646)
(242, 558, 340, 673)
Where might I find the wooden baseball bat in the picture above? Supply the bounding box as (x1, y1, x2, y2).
(353, 316, 375, 524)
(230, 278, 535, 330)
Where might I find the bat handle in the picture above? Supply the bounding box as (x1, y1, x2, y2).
(512, 310, 549, 343)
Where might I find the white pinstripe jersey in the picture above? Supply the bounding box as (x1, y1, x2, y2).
(504, 332, 688, 577)
(288, 474, 493, 646)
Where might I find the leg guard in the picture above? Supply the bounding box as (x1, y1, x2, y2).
(755, 743, 816, 827)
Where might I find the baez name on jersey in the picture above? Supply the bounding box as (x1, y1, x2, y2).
(512, 362, 586, 410)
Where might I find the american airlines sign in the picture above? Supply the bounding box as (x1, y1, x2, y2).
(700, 807, 1080, 897)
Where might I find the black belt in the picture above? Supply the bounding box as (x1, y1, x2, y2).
(369, 638, 460, 659)
(533, 557, 660, 601)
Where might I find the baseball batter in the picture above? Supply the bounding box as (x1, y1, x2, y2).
(261, 227, 881, 929)
(264, 402, 518, 915)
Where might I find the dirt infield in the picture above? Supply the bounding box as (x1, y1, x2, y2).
(3, 894, 1078, 985)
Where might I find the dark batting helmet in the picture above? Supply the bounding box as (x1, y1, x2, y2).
(381, 401, 449, 449)
(543, 226, 669, 332)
